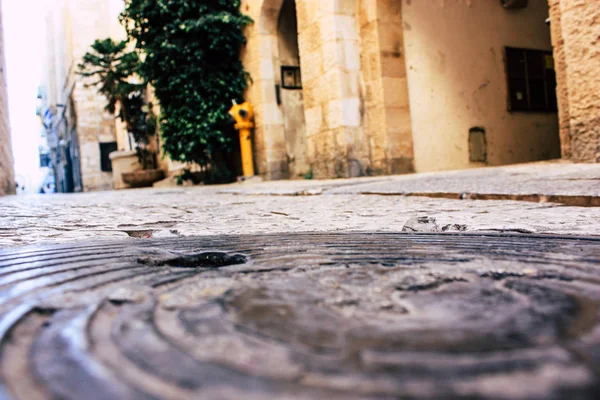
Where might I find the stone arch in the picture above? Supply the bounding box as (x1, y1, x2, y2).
(244, 0, 380, 179)
(242, 0, 289, 180)
(245, 0, 311, 180)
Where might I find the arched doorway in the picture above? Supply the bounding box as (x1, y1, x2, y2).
(276, 0, 308, 178)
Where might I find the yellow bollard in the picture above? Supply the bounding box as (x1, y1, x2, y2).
(228, 101, 255, 178)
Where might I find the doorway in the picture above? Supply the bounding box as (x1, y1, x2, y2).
(276, 0, 308, 178)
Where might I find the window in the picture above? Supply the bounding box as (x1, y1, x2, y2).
(506, 47, 557, 112)
(39, 152, 51, 168)
(99, 142, 118, 172)
(281, 66, 302, 89)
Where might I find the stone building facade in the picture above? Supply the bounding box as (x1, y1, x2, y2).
(39, 0, 126, 192)
(548, 0, 600, 163)
(0, 0, 15, 196)
(1, 0, 597, 191)
(241, 0, 597, 180)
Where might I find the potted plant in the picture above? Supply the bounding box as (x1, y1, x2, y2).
(78, 38, 164, 188)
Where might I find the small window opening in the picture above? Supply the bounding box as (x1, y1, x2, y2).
(506, 47, 557, 112)
(469, 127, 487, 163)
(99, 142, 118, 172)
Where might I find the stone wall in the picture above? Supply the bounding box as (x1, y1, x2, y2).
(548, 0, 571, 159)
(296, 0, 368, 179)
(549, 0, 600, 162)
(403, 0, 560, 172)
(242, 0, 594, 179)
(41, 0, 121, 192)
(242, 0, 411, 179)
(69, 0, 117, 191)
(0, 0, 14, 196)
(359, 0, 414, 175)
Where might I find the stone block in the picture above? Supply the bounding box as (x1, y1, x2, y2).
(388, 128, 415, 158)
(334, 0, 356, 16)
(377, 0, 402, 22)
(306, 134, 317, 160)
(362, 51, 382, 83)
(364, 105, 388, 156)
(304, 106, 324, 137)
(247, 77, 277, 110)
(336, 15, 359, 41)
(242, 35, 262, 67)
(341, 97, 361, 127)
(380, 50, 407, 78)
(258, 6, 280, 35)
(302, 78, 319, 109)
(319, 14, 339, 43)
(382, 77, 410, 108)
(259, 79, 278, 105)
(340, 70, 361, 99)
(377, 22, 404, 54)
(343, 39, 361, 71)
(364, 80, 385, 107)
(385, 106, 412, 136)
(267, 159, 289, 180)
(298, 20, 322, 55)
(324, 99, 344, 130)
(258, 34, 277, 61)
(262, 124, 287, 153)
(322, 40, 345, 72)
(358, 0, 378, 27)
(261, 102, 284, 125)
(299, 49, 324, 84)
(296, 0, 322, 28)
(260, 57, 277, 82)
(322, 69, 343, 101)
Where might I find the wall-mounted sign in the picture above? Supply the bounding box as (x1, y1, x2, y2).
(281, 66, 302, 90)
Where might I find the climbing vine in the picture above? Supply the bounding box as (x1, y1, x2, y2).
(120, 0, 252, 182)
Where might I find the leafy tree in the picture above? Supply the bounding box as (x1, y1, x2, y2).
(121, 0, 252, 181)
(78, 39, 157, 169)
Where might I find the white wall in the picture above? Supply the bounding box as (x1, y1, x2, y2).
(403, 0, 561, 172)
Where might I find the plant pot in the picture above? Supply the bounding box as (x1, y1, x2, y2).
(109, 150, 142, 190)
(121, 169, 166, 188)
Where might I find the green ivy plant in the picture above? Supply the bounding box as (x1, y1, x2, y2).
(121, 0, 252, 182)
(78, 38, 158, 170)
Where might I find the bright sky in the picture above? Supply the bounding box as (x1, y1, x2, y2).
(3, 0, 45, 190)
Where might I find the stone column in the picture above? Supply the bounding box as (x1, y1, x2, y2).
(242, 0, 289, 180)
(550, 0, 600, 162)
(0, 0, 15, 196)
(297, 0, 368, 178)
(548, 0, 571, 159)
(358, 0, 414, 175)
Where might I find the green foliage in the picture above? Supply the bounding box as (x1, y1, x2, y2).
(121, 0, 252, 179)
(78, 39, 143, 114)
(78, 38, 158, 170)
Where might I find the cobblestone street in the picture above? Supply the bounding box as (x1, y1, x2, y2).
(0, 0, 598, 396)
(1, 163, 600, 399)
(1, 162, 599, 248)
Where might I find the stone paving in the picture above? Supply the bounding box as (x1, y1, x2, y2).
(1, 163, 600, 399)
(0, 162, 599, 248)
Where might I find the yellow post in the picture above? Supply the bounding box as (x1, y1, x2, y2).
(229, 101, 255, 178)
